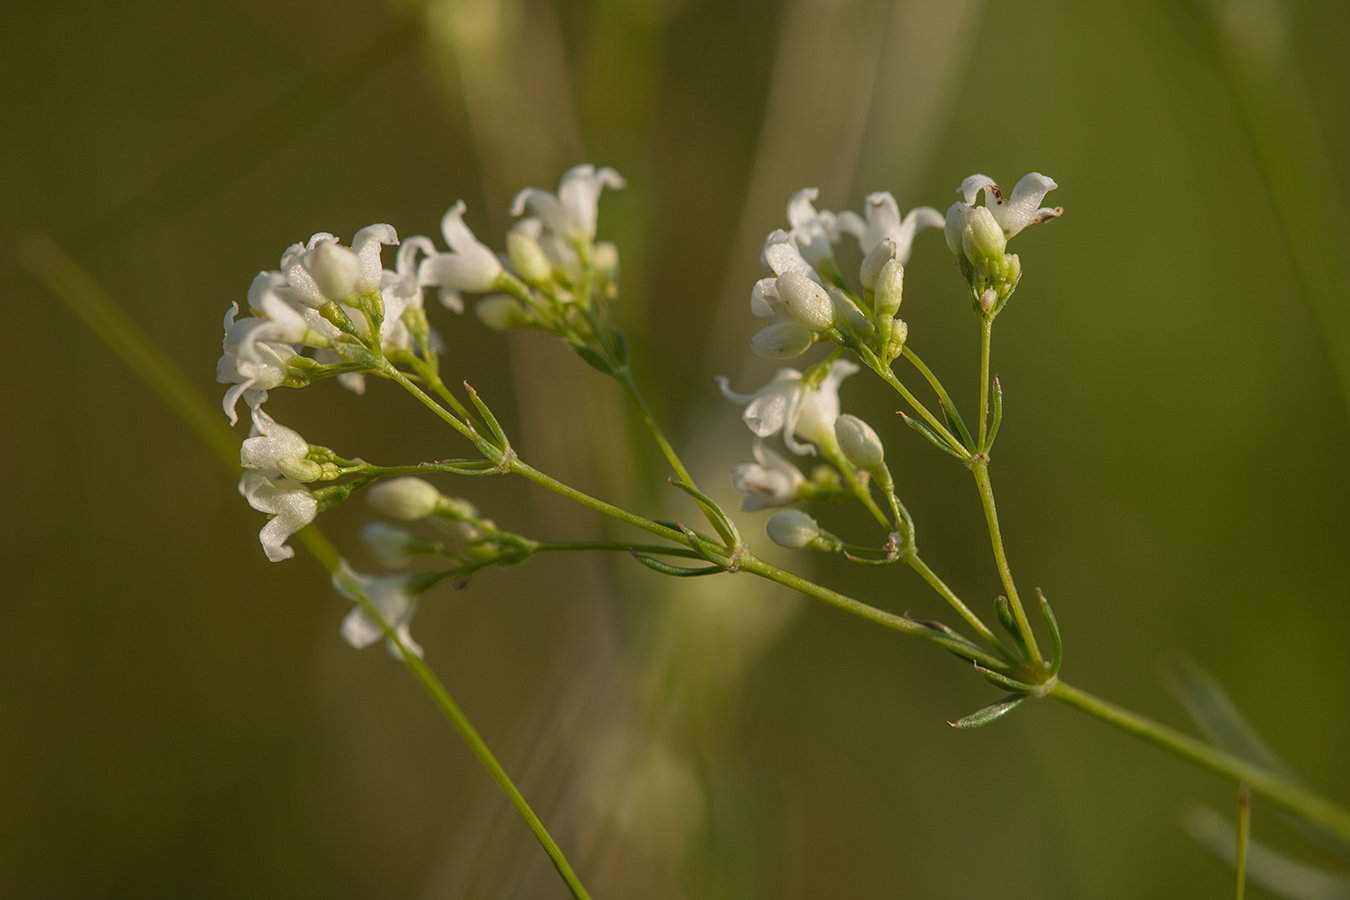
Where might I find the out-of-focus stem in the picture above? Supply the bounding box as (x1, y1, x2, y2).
(1235, 783, 1251, 900)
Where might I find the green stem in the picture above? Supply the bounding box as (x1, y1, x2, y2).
(970, 460, 1043, 668)
(905, 552, 1013, 663)
(902, 346, 971, 447)
(873, 362, 969, 458)
(978, 317, 992, 449)
(1052, 681, 1350, 846)
(824, 446, 892, 532)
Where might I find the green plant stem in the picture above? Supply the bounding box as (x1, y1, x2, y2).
(873, 362, 969, 458)
(1052, 681, 1350, 845)
(614, 369, 696, 488)
(970, 460, 1043, 668)
(902, 346, 970, 446)
(1235, 783, 1251, 900)
(905, 552, 1013, 663)
(978, 317, 992, 449)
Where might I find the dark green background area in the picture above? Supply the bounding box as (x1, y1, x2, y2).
(2, 0, 1348, 897)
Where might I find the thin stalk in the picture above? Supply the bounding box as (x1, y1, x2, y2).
(978, 317, 992, 449)
(902, 346, 970, 445)
(1052, 681, 1350, 845)
(1236, 783, 1251, 900)
(825, 447, 892, 532)
(905, 552, 1014, 663)
(874, 363, 969, 458)
(970, 460, 1043, 668)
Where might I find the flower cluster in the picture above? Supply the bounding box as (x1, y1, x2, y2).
(218, 164, 628, 654)
(722, 174, 1060, 549)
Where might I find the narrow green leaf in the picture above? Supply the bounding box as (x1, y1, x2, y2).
(630, 551, 724, 577)
(903, 615, 987, 658)
(1183, 803, 1350, 900)
(950, 694, 1026, 729)
(942, 402, 976, 453)
(995, 595, 1031, 660)
(571, 343, 613, 375)
(667, 478, 740, 547)
(899, 412, 967, 459)
(609, 326, 630, 369)
(974, 662, 1038, 694)
(463, 382, 510, 450)
(987, 376, 1004, 451)
(1037, 588, 1063, 676)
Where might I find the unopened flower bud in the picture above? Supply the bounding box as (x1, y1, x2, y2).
(476, 294, 530, 332)
(360, 520, 422, 567)
(979, 288, 997, 313)
(874, 259, 904, 320)
(834, 414, 884, 469)
(304, 242, 361, 301)
(593, 241, 620, 282)
(962, 206, 1007, 264)
(506, 230, 554, 285)
(776, 272, 836, 331)
(859, 238, 897, 291)
(367, 477, 442, 520)
(766, 509, 822, 549)
(278, 457, 325, 483)
(885, 317, 908, 346)
(830, 288, 874, 338)
(751, 320, 813, 359)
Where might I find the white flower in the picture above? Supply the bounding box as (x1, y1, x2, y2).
(360, 520, 422, 568)
(765, 509, 821, 549)
(510, 164, 626, 244)
(279, 227, 398, 308)
(835, 192, 943, 263)
(731, 439, 807, 511)
(217, 275, 311, 426)
(787, 187, 839, 267)
(367, 476, 443, 520)
(716, 358, 859, 455)
(333, 562, 423, 658)
(944, 173, 1061, 262)
(240, 407, 310, 474)
(418, 201, 503, 312)
(511, 217, 582, 285)
(750, 229, 825, 317)
(238, 470, 318, 562)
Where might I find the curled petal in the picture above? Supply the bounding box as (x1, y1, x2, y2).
(750, 277, 782, 317)
(352, 224, 398, 295)
(989, 172, 1061, 237)
(238, 470, 318, 561)
(758, 229, 821, 281)
(957, 174, 999, 207)
(787, 187, 836, 266)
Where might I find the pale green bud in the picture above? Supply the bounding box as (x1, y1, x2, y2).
(962, 205, 1007, 264)
(829, 288, 874, 338)
(874, 259, 904, 320)
(506, 230, 554, 285)
(278, 457, 325, 483)
(751, 320, 814, 359)
(978, 288, 996, 314)
(367, 477, 442, 520)
(859, 238, 897, 291)
(766, 509, 821, 549)
(834, 414, 884, 469)
(304, 242, 360, 302)
(776, 272, 836, 331)
(476, 294, 530, 332)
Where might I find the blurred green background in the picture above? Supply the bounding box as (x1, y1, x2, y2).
(3, 0, 1349, 897)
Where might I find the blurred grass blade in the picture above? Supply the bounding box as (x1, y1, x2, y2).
(1162, 656, 1350, 861)
(1183, 803, 1350, 900)
(1160, 655, 1291, 777)
(19, 234, 242, 466)
(950, 694, 1025, 729)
